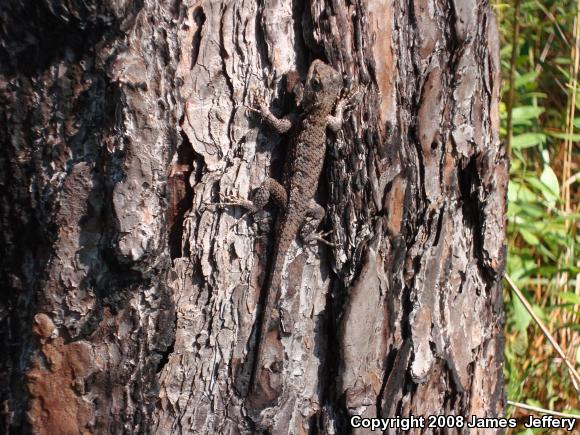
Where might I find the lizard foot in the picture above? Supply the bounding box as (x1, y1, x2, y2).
(212, 193, 260, 230)
(338, 86, 362, 113)
(302, 230, 337, 247)
(245, 88, 269, 118)
(214, 193, 257, 212)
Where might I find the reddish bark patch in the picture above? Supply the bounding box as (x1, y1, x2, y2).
(26, 313, 94, 435)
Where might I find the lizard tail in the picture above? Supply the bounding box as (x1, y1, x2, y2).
(250, 211, 301, 398)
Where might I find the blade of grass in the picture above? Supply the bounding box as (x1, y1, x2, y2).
(561, 1, 580, 345)
(506, 0, 521, 154)
(507, 400, 580, 419)
(534, 0, 572, 49)
(505, 274, 580, 391)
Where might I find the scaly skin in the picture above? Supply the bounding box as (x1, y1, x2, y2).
(222, 60, 348, 405)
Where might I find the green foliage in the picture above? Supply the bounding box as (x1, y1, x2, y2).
(495, 0, 579, 425)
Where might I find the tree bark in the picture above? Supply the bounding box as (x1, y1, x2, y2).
(0, 0, 507, 434)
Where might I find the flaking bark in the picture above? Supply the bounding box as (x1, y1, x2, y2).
(0, 0, 507, 434)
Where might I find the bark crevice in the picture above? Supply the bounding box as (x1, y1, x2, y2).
(0, 0, 506, 433)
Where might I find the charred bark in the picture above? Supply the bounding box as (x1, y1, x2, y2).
(0, 0, 507, 434)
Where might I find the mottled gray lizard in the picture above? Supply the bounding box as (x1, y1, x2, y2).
(221, 59, 352, 404)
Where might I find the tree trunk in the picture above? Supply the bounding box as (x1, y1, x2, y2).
(0, 0, 507, 434)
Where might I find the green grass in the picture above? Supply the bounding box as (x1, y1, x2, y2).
(494, 0, 580, 428)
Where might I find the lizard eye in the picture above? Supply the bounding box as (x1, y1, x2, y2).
(311, 77, 322, 90)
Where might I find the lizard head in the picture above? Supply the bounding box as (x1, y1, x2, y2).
(302, 59, 342, 111)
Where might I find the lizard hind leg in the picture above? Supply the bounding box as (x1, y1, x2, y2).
(218, 177, 287, 213)
(252, 178, 287, 211)
(299, 200, 336, 246)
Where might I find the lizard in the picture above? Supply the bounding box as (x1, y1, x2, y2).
(220, 59, 352, 405)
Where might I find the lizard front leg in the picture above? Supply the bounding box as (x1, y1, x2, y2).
(248, 91, 298, 134)
(327, 88, 360, 133)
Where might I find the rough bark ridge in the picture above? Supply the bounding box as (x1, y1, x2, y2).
(0, 0, 507, 434)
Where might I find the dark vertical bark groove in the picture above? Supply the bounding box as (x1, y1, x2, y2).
(0, 0, 506, 434)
